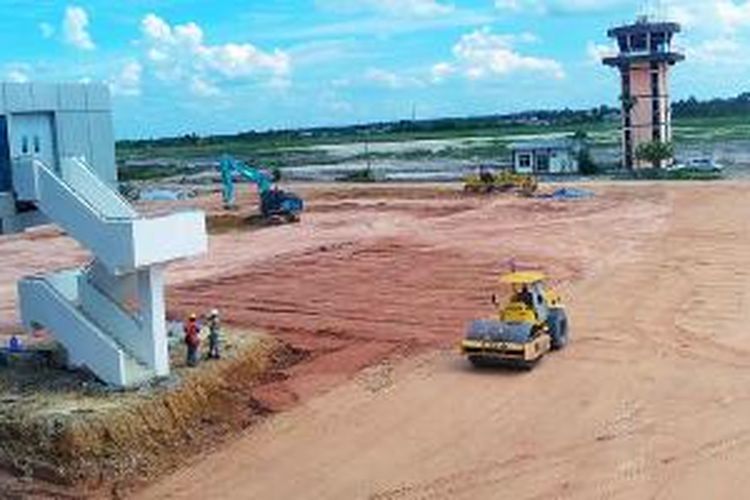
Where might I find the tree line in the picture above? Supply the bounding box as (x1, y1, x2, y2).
(118, 92, 750, 149)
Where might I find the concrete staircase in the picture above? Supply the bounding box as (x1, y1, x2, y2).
(13, 157, 206, 387)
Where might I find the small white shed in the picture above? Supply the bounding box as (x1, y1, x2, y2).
(510, 138, 584, 175)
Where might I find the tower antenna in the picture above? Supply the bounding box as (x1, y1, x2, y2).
(639, 0, 665, 21)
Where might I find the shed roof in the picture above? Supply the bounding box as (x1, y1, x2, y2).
(509, 137, 579, 152)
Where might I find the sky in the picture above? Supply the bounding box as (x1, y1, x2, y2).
(1, 0, 749, 139)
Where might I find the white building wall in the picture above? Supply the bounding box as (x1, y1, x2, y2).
(4, 84, 33, 111)
(512, 148, 580, 174)
(0, 82, 116, 183)
(87, 112, 116, 184)
(0, 82, 117, 233)
(550, 153, 578, 173)
(30, 84, 59, 110)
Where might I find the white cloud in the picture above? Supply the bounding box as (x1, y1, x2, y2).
(318, 0, 454, 17)
(717, 0, 750, 29)
(63, 5, 95, 50)
(435, 27, 565, 82)
(586, 41, 616, 64)
(189, 76, 220, 97)
(6, 69, 29, 83)
(363, 68, 425, 88)
(495, 0, 629, 14)
(109, 61, 142, 96)
(39, 22, 55, 39)
(140, 13, 291, 97)
(430, 62, 455, 82)
(501, 0, 750, 34)
(686, 36, 744, 64)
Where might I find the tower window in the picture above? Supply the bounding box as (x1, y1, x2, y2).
(651, 32, 667, 53)
(630, 34, 647, 51)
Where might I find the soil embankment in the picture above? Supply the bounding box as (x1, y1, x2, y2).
(0, 332, 289, 497)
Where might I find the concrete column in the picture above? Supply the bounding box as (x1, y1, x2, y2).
(137, 264, 169, 377)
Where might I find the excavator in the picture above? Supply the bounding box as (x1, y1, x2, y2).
(218, 154, 304, 223)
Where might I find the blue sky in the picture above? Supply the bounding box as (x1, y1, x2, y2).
(2, 0, 749, 138)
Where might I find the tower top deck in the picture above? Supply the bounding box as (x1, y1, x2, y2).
(607, 18, 681, 39)
(603, 17, 684, 67)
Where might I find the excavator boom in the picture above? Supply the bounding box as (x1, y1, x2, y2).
(218, 154, 304, 221)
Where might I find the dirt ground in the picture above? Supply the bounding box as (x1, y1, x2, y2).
(4, 181, 750, 498)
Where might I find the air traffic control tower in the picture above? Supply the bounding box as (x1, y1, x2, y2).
(603, 16, 684, 169)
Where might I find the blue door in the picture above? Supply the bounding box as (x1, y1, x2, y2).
(0, 117, 10, 192)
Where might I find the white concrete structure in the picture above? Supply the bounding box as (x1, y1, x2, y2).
(510, 138, 584, 175)
(3, 83, 207, 387)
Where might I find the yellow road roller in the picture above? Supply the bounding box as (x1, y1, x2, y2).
(461, 271, 569, 369)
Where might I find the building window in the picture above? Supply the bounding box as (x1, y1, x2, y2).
(651, 32, 667, 53)
(33, 135, 40, 154)
(535, 153, 550, 173)
(21, 136, 28, 155)
(617, 36, 628, 52)
(518, 153, 532, 169)
(630, 34, 647, 52)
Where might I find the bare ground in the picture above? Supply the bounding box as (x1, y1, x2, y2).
(3, 181, 750, 498)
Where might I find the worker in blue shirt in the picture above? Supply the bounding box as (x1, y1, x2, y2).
(8, 335, 22, 353)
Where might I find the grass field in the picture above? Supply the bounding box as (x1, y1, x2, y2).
(116, 114, 750, 181)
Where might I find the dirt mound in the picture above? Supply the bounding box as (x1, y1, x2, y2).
(0, 332, 293, 497)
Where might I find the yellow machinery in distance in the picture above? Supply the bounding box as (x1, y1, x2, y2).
(463, 168, 538, 197)
(461, 271, 569, 369)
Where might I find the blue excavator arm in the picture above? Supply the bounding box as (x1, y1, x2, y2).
(219, 154, 272, 207)
(218, 154, 303, 219)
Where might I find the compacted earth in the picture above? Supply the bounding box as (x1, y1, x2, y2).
(3, 181, 750, 499)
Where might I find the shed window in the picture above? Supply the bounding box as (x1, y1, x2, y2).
(519, 153, 532, 169)
(535, 153, 551, 173)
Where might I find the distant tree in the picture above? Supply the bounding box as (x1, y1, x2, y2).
(636, 141, 674, 169)
(572, 131, 598, 175)
(572, 130, 588, 141)
(577, 149, 599, 175)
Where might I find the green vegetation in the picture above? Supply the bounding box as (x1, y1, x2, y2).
(578, 149, 600, 176)
(635, 141, 674, 169)
(625, 168, 724, 181)
(114, 92, 750, 182)
(118, 163, 194, 181)
(672, 92, 750, 118)
(338, 167, 377, 183)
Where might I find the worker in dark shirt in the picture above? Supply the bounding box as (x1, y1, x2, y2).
(184, 314, 201, 367)
(206, 309, 221, 360)
(516, 285, 534, 310)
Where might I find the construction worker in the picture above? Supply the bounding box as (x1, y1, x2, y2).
(207, 309, 221, 360)
(516, 285, 535, 310)
(8, 335, 22, 353)
(184, 313, 201, 367)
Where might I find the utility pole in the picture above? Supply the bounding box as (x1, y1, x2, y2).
(364, 132, 371, 175)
